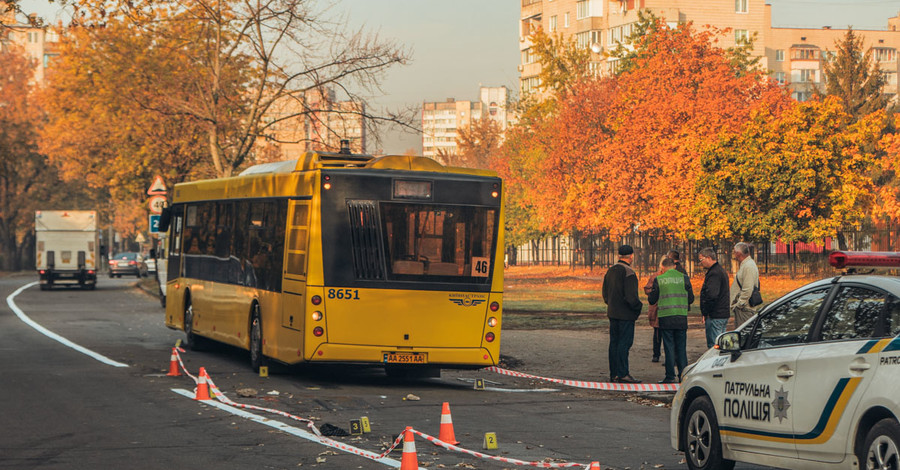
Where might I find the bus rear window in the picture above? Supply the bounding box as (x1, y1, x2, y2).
(381, 203, 496, 280)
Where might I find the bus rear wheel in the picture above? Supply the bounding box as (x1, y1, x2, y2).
(249, 305, 265, 372)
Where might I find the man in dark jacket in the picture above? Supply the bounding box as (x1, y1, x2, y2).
(602, 244, 643, 383)
(648, 257, 694, 383)
(698, 247, 730, 348)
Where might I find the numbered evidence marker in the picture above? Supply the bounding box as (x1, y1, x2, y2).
(483, 432, 498, 450)
(349, 419, 363, 435)
(360, 416, 371, 433)
(474, 378, 485, 390)
(258, 366, 268, 378)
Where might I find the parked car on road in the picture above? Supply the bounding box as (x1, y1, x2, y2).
(672, 251, 900, 470)
(108, 252, 147, 278)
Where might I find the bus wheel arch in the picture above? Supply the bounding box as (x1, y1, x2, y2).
(249, 301, 266, 372)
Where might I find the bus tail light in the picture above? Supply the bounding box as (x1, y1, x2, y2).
(490, 302, 499, 312)
(485, 332, 495, 342)
(312, 311, 323, 321)
(487, 317, 498, 327)
(39, 270, 45, 275)
(313, 326, 324, 337)
(311, 295, 322, 305)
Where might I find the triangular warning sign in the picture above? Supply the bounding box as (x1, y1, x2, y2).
(147, 176, 167, 195)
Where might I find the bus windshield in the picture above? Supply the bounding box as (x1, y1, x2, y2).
(380, 203, 496, 280)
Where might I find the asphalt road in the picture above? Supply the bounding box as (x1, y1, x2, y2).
(0, 275, 773, 470)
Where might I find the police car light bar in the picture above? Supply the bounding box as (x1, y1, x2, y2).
(829, 251, 900, 269)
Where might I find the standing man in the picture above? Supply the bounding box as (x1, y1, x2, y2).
(698, 247, 730, 348)
(648, 258, 694, 383)
(730, 242, 760, 328)
(602, 244, 643, 384)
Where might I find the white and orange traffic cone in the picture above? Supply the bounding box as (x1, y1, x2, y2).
(195, 367, 211, 400)
(166, 347, 181, 377)
(438, 402, 459, 445)
(588, 462, 601, 469)
(400, 427, 418, 470)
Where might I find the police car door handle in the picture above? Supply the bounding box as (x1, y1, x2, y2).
(776, 369, 795, 379)
(850, 363, 871, 372)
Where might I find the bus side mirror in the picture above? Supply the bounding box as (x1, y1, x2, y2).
(158, 207, 172, 232)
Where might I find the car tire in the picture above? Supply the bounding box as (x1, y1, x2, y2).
(249, 304, 265, 372)
(183, 297, 206, 351)
(683, 396, 735, 470)
(861, 418, 900, 470)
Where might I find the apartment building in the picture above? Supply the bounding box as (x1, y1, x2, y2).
(519, 0, 900, 102)
(263, 87, 367, 159)
(0, 10, 60, 84)
(422, 86, 509, 162)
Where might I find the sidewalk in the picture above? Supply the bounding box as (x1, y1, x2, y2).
(499, 319, 717, 386)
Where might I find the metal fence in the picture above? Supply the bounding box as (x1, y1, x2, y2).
(507, 224, 900, 278)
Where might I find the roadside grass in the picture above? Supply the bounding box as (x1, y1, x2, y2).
(502, 265, 821, 330)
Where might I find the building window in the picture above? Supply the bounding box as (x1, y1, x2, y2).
(549, 15, 557, 32)
(775, 72, 786, 85)
(798, 69, 819, 83)
(874, 48, 897, 63)
(735, 0, 748, 13)
(576, 31, 590, 49)
(735, 29, 749, 44)
(792, 48, 819, 60)
(576, 0, 589, 20)
(564, 13, 569, 28)
(793, 91, 810, 102)
(775, 49, 784, 61)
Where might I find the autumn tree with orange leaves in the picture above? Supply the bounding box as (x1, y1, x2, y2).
(0, 46, 94, 269)
(699, 97, 888, 242)
(503, 19, 791, 240)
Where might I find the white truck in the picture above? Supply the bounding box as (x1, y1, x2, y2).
(35, 210, 99, 290)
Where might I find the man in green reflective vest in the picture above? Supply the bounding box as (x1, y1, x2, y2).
(648, 257, 695, 383)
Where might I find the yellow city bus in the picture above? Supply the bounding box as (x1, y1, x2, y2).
(161, 148, 503, 374)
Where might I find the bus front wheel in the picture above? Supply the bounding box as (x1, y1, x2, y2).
(183, 297, 206, 351)
(249, 305, 265, 372)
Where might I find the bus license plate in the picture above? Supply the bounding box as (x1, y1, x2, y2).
(383, 352, 427, 364)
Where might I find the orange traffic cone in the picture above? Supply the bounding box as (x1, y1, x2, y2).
(195, 367, 211, 400)
(166, 348, 181, 376)
(438, 402, 459, 445)
(588, 462, 601, 469)
(399, 427, 418, 470)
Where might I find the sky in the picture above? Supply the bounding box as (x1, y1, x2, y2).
(17, 0, 900, 154)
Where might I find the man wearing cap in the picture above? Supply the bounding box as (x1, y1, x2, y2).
(602, 244, 643, 384)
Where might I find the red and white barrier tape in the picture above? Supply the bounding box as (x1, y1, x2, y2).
(173, 348, 405, 460)
(411, 429, 591, 468)
(172, 349, 599, 467)
(485, 366, 679, 392)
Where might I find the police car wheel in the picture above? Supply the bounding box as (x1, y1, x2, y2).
(862, 418, 900, 470)
(683, 396, 735, 470)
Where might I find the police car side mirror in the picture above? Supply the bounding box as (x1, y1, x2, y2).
(716, 331, 742, 361)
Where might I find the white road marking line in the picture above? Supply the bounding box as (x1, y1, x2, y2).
(7, 281, 129, 368)
(171, 388, 408, 468)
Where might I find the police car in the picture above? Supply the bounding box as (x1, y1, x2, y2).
(671, 251, 900, 470)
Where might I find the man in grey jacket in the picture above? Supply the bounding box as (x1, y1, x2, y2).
(730, 242, 759, 328)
